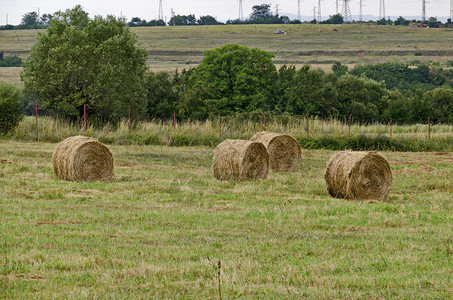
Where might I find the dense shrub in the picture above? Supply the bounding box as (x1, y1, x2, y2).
(0, 52, 23, 67)
(0, 83, 24, 134)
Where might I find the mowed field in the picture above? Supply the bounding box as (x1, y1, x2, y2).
(1, 141, 452, 298)
(2, 24, 453, 85)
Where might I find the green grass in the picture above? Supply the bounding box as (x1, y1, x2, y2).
(2, 24, 453, 86)
(5, 116, 453, 151)
(0, 141, 452, 298)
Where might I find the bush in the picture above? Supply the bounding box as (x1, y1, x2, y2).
(0, 83, 24, 134)
(0, 52, 23, 67)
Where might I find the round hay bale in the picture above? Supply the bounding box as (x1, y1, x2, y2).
(52, 136, 114, 182)
(325, 151, 392, 201)
(213, 139, 269, 181)
(250, 131, 301, 172)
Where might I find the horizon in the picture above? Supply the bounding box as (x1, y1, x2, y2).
(0, 0, 451, 26)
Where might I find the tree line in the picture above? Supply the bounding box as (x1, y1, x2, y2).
(3, 5, 452, 136)
(2, 4, 452, 30)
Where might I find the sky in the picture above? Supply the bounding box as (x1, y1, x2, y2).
(0, 0, 451, 25)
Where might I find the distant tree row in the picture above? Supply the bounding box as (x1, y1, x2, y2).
(17, 6, 453, 126)
(2, 4, 453, 30)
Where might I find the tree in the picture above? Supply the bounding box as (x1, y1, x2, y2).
(168, 14, 197, 26)
(427, 17, 439, 28)
(423, 88, 453, 123)
(148, 19, 166, 26)
(332, 61, 348, 77)
(197, 15, 222, 25)
(40, 14, 53, 26)
(322, 14, 343, 24)
(0, 83, 24, 134)
(21, 5, 148, 123)
(186, 44, 277, 117)
(394, 16, 409, 26)
(144, 71, 179, 119)
(250, 4, 273, 20)
(21, 12, 39, 26)
(336, 74, 389, 122)
(283, 66, 339, 117)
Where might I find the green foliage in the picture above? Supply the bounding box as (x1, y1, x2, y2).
(427, 17, 439, 28)
(0, 83, 24, 134)
(168, 14, 197, 26)
(21, 5, 148, 123)
(282, 66, 339, 117)
(321, 14, 344, 24)
(394, 16, 409, 26)
(350, 62, 452, 97)
(249, 4, 273, 20)
(332, 61, 348, 77)
(197, 16, 222, 25)
(335, 74, 388, 121)
(21, 11, 39, 26)
(185, 44, 277, 118)
(0, 52, 23, 67)
(299, 134, 450, 152)
(423, 88, 453, 123)
(144, 71, 179, 119)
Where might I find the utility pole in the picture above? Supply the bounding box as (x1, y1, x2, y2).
(313, 6, 316, 22)
(379, 0, 385, 20)
(239, 0, 244, 21)
(336, 0, 339, 14)
(171, 8, 175, 26)
(317, 0, 323, 23)
(275, 4, 280, 16)
(451, 0, 453, 21)
(158, 0, 164, 20)
(359, 0, 364, 22)
(297, 0, 302, 21)
(6, 13, 8, 25)
(342, 0, 351, 23)
(422, 0, 426, 22)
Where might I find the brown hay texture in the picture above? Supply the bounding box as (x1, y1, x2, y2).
(250, 132, 301, 172)
(52, 136, 114, 182)
(325, 151, 392, 201)
(213, 139, 269, 181)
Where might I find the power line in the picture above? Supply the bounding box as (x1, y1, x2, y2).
(342, 0, 351, 23)
(239, 0, 244, 21)
(275, 4, 280, 16)
(379, 0, 385, 20)
(451, 0, 453, 21)
(313, 6, 316, 21)
(171, 8, 175, 26)
(336, 0, 339, 14)
(317, 0, 323, 23)
(158, 0, 163, 20)
(359, 0, 364, 22)
(422, 0, 429, 22)
(297, 0, 302, 22)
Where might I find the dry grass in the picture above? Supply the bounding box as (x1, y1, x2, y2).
(2, 25, 453, 86)
(0, 141, 452, 298)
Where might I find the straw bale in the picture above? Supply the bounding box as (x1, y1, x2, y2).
(213, 139, 269, 181)
(251, 132, 301, 172)
(325, 151, 392, 201)
(52, 136, 113, 182)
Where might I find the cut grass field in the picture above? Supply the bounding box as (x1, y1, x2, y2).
(2, 24, 453, 86)
(1, 141, 452, 298)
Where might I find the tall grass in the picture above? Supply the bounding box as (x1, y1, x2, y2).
(4, 116, 453, 151)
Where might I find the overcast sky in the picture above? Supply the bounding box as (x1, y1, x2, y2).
(0, 0, 451, 25)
